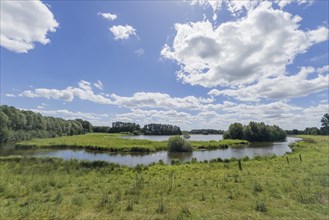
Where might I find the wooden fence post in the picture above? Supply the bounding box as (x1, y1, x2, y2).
(238, 160, 242, 171)
(299, 154, 302, 162)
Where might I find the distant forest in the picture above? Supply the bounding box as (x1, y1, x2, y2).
(0, 105, 92, 144)
(1, 105, 327, 144)
(0, 105, 182, 143)
(95, 122, 182, 136)
(190, 129, 224, 135)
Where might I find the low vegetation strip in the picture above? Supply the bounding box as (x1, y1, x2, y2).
(15, 133, 248, 152)
(1, 135, 328, 219)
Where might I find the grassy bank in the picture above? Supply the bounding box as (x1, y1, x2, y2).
(1, 135, 328, 219)
(15, 133, 248, 152)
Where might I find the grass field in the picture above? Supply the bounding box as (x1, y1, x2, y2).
(1, 135, 328, 219)
(15, 133, 248, 152)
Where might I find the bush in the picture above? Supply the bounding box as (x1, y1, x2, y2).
(132, 130, 140, 135)
(167, 136, 192, 152)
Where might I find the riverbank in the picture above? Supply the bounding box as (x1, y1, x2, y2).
(15, 133, 248, 152)
(0, 135, 328, 219)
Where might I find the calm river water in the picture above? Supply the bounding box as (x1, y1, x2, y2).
(0, 135, 301, 166)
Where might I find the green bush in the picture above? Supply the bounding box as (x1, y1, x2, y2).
(167, 136, 192, 152)
(132, 130, 140, 135)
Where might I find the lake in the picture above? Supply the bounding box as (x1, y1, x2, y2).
(0, 137, 301, 166)
(121, 134, 223, 141)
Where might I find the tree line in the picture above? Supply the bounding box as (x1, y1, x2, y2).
(0, 105, 92, 144)
(189, 129, 224, 135)
(286, 114, 329, 135)
(93, 122, 182, 135)
(223, 121, 286, 142)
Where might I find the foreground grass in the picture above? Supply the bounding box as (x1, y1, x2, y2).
(1, 135, 328, 219)
(15, 133, 248, 152)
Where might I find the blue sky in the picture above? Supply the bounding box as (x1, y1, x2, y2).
(1, 0, 328, 130)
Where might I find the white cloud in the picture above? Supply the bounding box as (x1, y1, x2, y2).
(97, 12, 117, 21)
(94, 80, 103, 90)
(189, 0, 314, 17)
(5, 93, 16, 97)
(162, 1, 328, 88)
(109, 25, 137, 40)
(21, 88, 74, 102)
(28, 108, 109, 121)
(0, 0, 59, 53)
(112, 101, 326, 130)
(111, 92, 214, 110)
(134, 48, 144, 56)
(20, 80, 219, 111)
(18, 80, 328, 130)
(208, 66, 329, 101)
(275, 0, 314, 8)
(317, 65, 329, 74)
(20, 80, 112, 104)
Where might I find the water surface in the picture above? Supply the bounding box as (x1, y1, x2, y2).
(121, 134, 223, 141)
(0, 137, 301, 166)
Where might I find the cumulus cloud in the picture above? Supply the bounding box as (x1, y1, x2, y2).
(161, 1, 328, 88)
(109, 25, 137, 40)
(0, 0, 59, 53)
(111, 92, 214, 110)
(97, 12, 117, 21)
(19, 80, 217, 110)
(208, 66, 329, 101)
(113, 101, 326, 130)
(20, 80, 112, 104)
(18, 80, 327, 130)
(189, 0, 314, 17)
(94, 80, 103, 90)
(275, 0, 314, 8)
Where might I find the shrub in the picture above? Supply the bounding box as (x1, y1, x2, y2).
(132, 130, 140, 135)
(167, 136, 192, 152)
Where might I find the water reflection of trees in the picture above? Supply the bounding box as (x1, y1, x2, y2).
(167, 151, 193, 162)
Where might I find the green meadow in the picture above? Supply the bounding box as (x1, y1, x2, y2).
(15, 133, 248, 152)
(0, 135, 328, 219)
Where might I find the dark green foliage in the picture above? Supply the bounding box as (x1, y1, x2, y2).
(132, 130, 140, 135)
(111, 122, 140, 133)
(92, 126, 111, 133)
(320, 113, 329, 135)
(143, 123, 182, 135)
(0, 105, 93, 144)
(223, 123, 244, 139)
(224, 121, 286, 142)
(75, 119, 93, 133)
(167, 136, 192, 152)
(190, 129, 224, 134)
(304, 127, 321, 135)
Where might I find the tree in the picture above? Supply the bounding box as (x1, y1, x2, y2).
(224, 123, 244, 139)
(167, 136, 192, 152)
(224, 122, 286, 142)
(321, 113, 329, 135)
(0, 105, 93, 143)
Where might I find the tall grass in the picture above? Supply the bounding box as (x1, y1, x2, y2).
(16, 133, 248, 152)
(0, 135, 327, 219)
